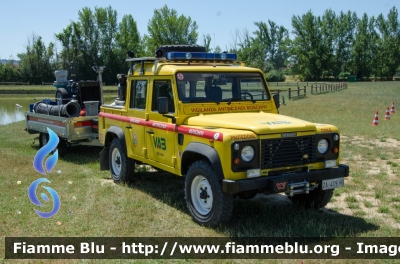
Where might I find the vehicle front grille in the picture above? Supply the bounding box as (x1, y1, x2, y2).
(261, 136, 316, 169)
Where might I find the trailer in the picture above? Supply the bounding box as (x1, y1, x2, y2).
(24, 67, 106, 156)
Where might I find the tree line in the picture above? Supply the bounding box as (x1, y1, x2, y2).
(1, 5, 399, 84)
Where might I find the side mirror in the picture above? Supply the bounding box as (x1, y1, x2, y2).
(158, 97, 168, 114)
(273, 93, 280, 109)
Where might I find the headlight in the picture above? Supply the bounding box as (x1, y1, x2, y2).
(241, 146, 254, 162)
(317, 139, 329, 154)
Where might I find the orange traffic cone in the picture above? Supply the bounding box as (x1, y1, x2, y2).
(390, 102, 395, 114)
(384, 107, 390, 120)
(372, 111, 379, 126)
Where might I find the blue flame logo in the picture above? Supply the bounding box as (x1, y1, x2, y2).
(28, 178, 60, 218)
(33, 128, 59, 175)
(29, 128, 60, 218)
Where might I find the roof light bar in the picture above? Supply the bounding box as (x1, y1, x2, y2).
(166, 52, 237, 62)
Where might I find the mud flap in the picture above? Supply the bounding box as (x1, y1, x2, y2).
(100, 147, 109, 171)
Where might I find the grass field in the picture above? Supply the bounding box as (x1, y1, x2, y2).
(0, 81, 400, 263)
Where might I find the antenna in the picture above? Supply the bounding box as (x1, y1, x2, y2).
(213, 33, 216, 67)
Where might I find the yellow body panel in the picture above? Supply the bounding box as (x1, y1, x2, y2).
(99, 59, 342, 181)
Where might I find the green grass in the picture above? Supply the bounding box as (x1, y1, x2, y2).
(1, 81, 400, 263)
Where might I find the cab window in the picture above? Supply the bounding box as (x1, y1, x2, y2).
(152, 80, 174, 113)
(130, 80, 147, 109)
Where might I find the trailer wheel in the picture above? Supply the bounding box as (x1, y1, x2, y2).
(109, 138, 134, 183)
(289, 187, 334, 209)
(39, 132, 49, 147)
(57, 138, 67, 158)
(55, 88, 69, 104)
(185, 160, 233, 227)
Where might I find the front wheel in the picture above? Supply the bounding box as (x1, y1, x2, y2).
(185, 160, 233, 227)
(289, 187, 334, 209)
(109, 138, 134, 183)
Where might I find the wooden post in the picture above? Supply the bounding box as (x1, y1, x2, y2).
(289, 88, 291, 100)
(304, 86, 306, 97)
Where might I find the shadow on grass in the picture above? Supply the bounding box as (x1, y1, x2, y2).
(30, 144, 102, 165)
(121, 170, 379, 238)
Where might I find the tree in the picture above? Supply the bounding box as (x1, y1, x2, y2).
(0, 59, 20, 82)
(290, 11, 327, 80)
(115, 15, 143, 58)
(17, 33, 56, 84)
(350, 13, 377, 80)
(235, 28, 266, 70)
(253, 20, 289, 71)
(376, 6, 400, 79)
(145, 5, 198, 53)
(202, 34, 212, 52)
(56, 6, 143, 83)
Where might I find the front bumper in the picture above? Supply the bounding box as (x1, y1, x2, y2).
(222, 164, 349, 194)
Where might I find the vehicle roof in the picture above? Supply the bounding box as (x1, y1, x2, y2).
(129, 60, 264, 77)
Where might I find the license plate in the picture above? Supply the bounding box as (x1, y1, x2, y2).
(322, 178, 344, 190)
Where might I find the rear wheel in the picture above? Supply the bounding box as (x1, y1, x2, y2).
(39, 132, 49, 147)
(185, 160, 233, 227)
(57, 138, 67, 158)
(289, 187, 334, 209)
(109, 138, 134, 183)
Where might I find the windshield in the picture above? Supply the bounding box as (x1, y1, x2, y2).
(176, 72, 270, 103)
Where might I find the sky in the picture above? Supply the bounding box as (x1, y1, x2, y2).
(0, 0, 397, 60)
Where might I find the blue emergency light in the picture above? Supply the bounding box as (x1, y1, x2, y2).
(166, 52, 237, 62)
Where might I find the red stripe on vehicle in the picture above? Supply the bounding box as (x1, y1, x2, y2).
(98, 112, 147, 126)
(98, 112, 223, 141)
(177, 126, 223, 141)
(146, 121, 176, 132)
(28, 116, 64, 127)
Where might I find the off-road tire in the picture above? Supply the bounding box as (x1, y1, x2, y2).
(156, 45, 206, 57)
(185, 160, 233, 227)
(109, 138, 135, 183)
(289, 187, 334, 209)
(55, 88, 69, 104)
(39, 132, 49, 148)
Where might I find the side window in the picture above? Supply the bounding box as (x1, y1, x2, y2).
(130, 80, 147, 109)
(152, 80, 174, 113)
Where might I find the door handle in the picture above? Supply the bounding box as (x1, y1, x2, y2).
(146, 130, 154, 134)
(126, 125, 132, 129)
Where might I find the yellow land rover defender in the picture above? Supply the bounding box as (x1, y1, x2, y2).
(98, 45, 349, 227)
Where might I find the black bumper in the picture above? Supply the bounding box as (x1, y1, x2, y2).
(222, 164, 349, 194)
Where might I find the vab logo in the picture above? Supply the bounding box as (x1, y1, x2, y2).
(153, 137, 166, 150)
(28, 178, 60, 218)
(29, 128, 60, 218)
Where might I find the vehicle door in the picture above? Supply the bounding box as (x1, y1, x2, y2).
(126, 79, 148, 158)
(146, 79, 176, 168)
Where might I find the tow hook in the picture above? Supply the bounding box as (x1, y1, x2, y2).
(286, 181, 314, 197)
